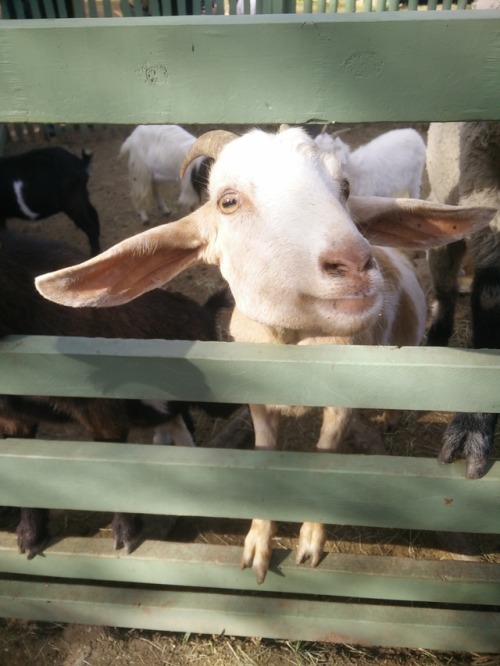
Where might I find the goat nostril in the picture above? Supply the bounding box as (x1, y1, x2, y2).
(321, 251, 375, 277)
(323, 261, 348, 277)
(364, 254, 376, 272)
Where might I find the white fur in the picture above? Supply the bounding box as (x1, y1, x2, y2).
(13, 180, 38, 219)
(315, 128, 426, 198)
(120, 124, 205, 222)
(236, 0, 256, 13)
(205, 128, 389, 337)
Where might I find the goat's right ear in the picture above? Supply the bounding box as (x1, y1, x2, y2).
(35, 216, 206, 307)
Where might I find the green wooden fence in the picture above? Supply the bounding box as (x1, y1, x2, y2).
(0, 6, 499, 653)
(0, 0, 472, 18)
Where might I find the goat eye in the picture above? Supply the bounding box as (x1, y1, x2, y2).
(218, 190, 241, 214)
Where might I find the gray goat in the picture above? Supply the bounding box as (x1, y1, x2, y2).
(426, 121, 500, 479)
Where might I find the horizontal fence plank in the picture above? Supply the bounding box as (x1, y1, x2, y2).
(0, 13, 499, 124)
(1, 440, 499, 531)
(1, 534, 499, 606)
(1, 335, 500, 412)
(1, 578, 499, 652)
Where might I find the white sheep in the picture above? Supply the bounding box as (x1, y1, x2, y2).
(426, 121, 500, 479)
(36, 126, 494, 583)
(119, 124, 210, 223)
(315, 127, 426, 199)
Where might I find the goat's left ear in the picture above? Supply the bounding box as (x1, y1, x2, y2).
(349, 197, 497, 248)
(35, 215, 206, 307)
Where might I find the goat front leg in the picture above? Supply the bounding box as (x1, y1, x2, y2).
(439, 266, 500, 479)
(241, 404, 280, 584)
(83, 401, 146, 553)
(17, 508, 50, 559)
(297, 406, 352, 567)
(439, 412, 497, 479)
(152, 180, 171, 216)
(111, 512, 144, 553)
(0, 411, 50, 558)
(426, 240, 467, 346)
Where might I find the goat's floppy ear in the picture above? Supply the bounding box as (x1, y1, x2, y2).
(35, 216, 205, 307)
(349, 197, 497, 248)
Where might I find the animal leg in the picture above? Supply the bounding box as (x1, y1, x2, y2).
(63, 191, 101, 256)
(152, 180, 171, 216)
(241, 519, 277, 585)
(439, 412, 497, 479)
(297, 406, 352, 566)
(17, 508, 50, 559)
(241, 404, 280, 584)
(82, 401, 147, 552)
(439, 265, 500, 478)
(0, 409, 50, 558)
(112, 512, 144, 553)
(426, 240, 467, 346)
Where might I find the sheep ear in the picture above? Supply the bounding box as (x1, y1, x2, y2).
(35, 216, 205, 307)
(349, 196, 496, 248)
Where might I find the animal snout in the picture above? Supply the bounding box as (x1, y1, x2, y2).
(320, 246, 376, 278)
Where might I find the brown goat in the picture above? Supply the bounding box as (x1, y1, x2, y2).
(0, 230, 233, 557)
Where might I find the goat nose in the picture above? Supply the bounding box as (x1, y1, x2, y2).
(320, 246, 375, 277)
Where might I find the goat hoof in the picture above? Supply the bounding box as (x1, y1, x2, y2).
(112, 513, 144, 553)
(297, 522, 325, 567)
(240, 555, 268, 586)
(16, 508, 50, 559)
(437, 444, 459, 465)
(240, 546, 270, 585)
(465, 457, 489, 480)
(17, 534, 49, 560)
(241, 519, 275, 585)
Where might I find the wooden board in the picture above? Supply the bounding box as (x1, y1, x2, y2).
(1, 336, 500, 412)
(1, 12, 499, 124)
(1, 578, 500, 651)
(1, 535, 500, 605)
(1, 440, 499, 531)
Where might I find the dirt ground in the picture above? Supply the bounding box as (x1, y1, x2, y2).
(1, 122, 499, 665)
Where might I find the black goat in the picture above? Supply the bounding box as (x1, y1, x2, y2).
(0, 147, 101, 256)
(0, 230, 234, 557)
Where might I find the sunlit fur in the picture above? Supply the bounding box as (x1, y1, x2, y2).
(316, 128, 426, 199)
(205, 129, 391, 336)
(120, 124, 207, 222)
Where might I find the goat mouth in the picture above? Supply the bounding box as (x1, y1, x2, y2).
(332, 294, 379, 314)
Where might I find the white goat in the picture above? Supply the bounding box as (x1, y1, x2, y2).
(315, 127, 426, 199)
(36, 126, 494, 584)
(236, 0, 256, 13)
(119, 125, 210, 222)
